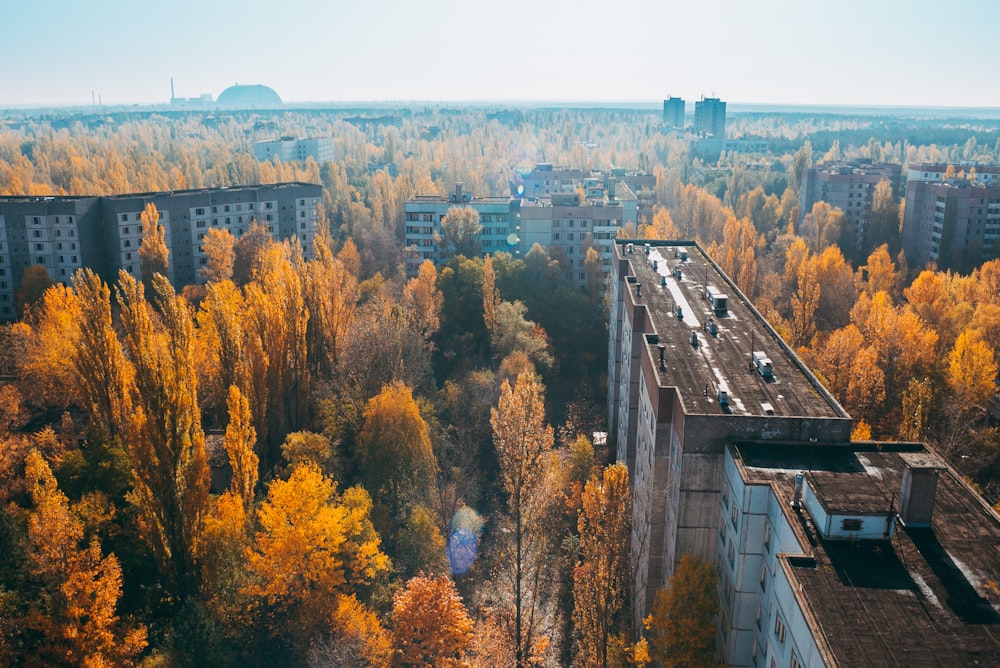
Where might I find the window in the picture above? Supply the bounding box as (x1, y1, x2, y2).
(224, 205, 231, 212)
(790, 653, 803, 668)
(774, 615, 786, 644)
(841, 518, 863, 531)
(33, 230, 41, 238)
(124, 240, 131, 248)
(195, 208, 205, 215)
(35, 243, 43, 251)
(763, 522, 771, 551)
(196, 221, 206, 228)
(300, 211, 306, 218)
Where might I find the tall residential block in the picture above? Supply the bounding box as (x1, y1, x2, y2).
(694, 96, 726, 138)
(663, 96, 685, 129)
(609, 238, 1000, 666)
(901, 163, 1000, 271)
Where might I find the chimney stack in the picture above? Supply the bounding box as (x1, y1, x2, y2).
(898, 453, 945, 527)
(658, 343, 666, 371)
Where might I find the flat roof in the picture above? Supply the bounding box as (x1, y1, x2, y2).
(733, 442, 1000, 666)
(617, 241, 845, 419)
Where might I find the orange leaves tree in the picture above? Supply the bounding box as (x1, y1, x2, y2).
(138, 202, 168, 288)
(490, 371, 556, 667)
(946, 330, 998, 414)
(392, 574, 474, 667)
(644, 553, 719, 668)
(242, 461, 390, 655)
(20, 451, 146, 666)
(572, 463, 632, 668)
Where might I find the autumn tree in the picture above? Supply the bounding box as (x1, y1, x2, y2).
(866, 179, 900, 254)
(392, 574, 474, 667)
(138, 202, 169, 288)
(223, 385, 258, 511)
(22, 450, 147, 666)
(356, 381, 438, 530)
(491, 371, 556, 667)
(242, 462, 390, 654)
(437, 206, 482, 259)
(946, 330, 998, 414)
(404, 259, 445, 344)
(482, 254, 500, 337)
(117, 271, 210, 598)
(800, 201, 844, 253)
(200, 226, 236, 283)
(15, 264, 52, 317)
(644, 553, 718, 668)
(572, 463, 631, 668)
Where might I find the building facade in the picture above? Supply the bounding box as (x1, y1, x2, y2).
(404, 171, 649, 282)
(901, 168, 1000, 271)
(0, 182, 321, 318)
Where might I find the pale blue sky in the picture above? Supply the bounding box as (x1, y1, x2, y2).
(2, 0, 998, 108)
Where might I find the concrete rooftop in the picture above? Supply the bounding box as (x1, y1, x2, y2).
(620, 241, 845, 420)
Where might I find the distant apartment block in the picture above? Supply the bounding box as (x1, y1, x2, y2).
(663, 96, 685, 129)
(799, 160, 902, 254)
(253, 137, 334, 163)
(609, 239, 1000, 666)
(901, 163, 1000, 271)
(405, 166, 653, 282)
(694, 96, 726, 138)
(0, 183, 322, 319)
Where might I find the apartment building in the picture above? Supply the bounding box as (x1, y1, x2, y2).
(607, 240, 852, 624)
(609, 239, 1000, 665)
(253, 136, 334, 163)
(663, 96, 685, 129)
(901, 165, 1000, 271)
(695, 96, 727, 138)
(799, 161, 901, 254)
(718, 441, 1000, 666)
(404, 172, 648, 283)
(0, 182, 322, 318)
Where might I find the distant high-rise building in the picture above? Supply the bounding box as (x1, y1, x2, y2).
(694, 96, 726, 138)
(901, 163, 1000, 271)
(663, 96, 685, 128)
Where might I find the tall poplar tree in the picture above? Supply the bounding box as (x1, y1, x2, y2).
(491, 371, 555, 667)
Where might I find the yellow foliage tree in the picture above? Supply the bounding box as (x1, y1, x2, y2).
(573, 463, 632, 668)
(392, 574, 475, 667)
(23, 451, 147, 666)
(200, 227, 236, 283)
(947, 330, 998, 412)
(223, 385, 258, 510)
(243, 462, 390, 650)
(138, 202, 168, 288)
(644, 553, 718, 668)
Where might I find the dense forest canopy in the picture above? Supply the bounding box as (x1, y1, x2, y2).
(0, 104, 998, 666)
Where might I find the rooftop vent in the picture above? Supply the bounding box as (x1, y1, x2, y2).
(898, 453, 945, 527)
(761, 402, 775, 416)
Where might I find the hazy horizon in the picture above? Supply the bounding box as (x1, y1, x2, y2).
(3, 0, 999, 110)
